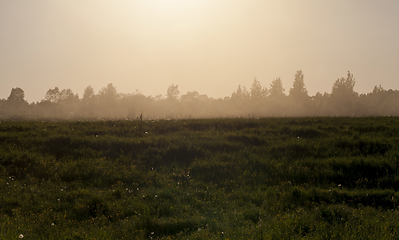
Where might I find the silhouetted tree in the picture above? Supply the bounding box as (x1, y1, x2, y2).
(289, 70, 308, 100)
(329, 71, 358, 116)
(308, 92, 329, 116)
(166, 84, 180, 101)
(373, 85, 384, 94)
(82, 85, 95, 101)
(363, 85, 399, 116)
(267, 78, 287, 115)
(41, 87, 80, 118)
(288, 71, 310, 115)
(99, 84, 118, 101)
(231, 85, 250, 100)
(5, 69, 399, 119)
(250, 78, 267, 100)
(229, 85, 250, 116)
(332, 71, 356, 97)
(98, 83, 119, 117)
(119, 90, 155, 119)
(181, 91, 203, 117)
(364, 85, 386, 115)
(164, 84, 181, 118)
(382, 90, 399, 115)
(181, 91, 199, 102)
(269, 78, 285, 98)
(58, 89, 78, 103)
(57, 89, 79, 116)
(7, 87, 26, 104)
(80, 85, 97, 118)
(5, 87, 28, 117)
(44, 87, 60, 103)
(0, 99, 6, 117)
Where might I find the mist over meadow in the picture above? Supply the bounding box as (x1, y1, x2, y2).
(1, 71, 398, 120)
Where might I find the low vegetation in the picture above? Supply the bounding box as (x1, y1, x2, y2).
(1, 117, 399, 239)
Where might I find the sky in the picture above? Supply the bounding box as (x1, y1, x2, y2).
(1, 0, 399, 103)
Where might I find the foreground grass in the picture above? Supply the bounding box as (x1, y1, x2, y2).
(1, 117, 399, 239)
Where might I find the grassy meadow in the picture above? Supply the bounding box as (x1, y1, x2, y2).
(1, 117, 399, 239)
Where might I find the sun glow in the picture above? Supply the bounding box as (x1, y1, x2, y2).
(126, 0, 215, 43)
(132, 0, 210, 19)
(146, 0, 208, 12)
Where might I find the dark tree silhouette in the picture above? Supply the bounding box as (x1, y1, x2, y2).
(269, 78, 285, 98)
(83, 85, 95, 101)
(7, 87, 26, 104)
(289, 70, 308, 100)
(5, 87, 28, 118)
(58, 89, 78, 103)
(97, 83, 119, 117)
(166, 84, 180, 101)
(181, 91, 209, 117)
(231, 85, 249, 100)
(181, 91, 199, 102)
(250, 78, 267, 100)
(99, 83, 118, 100)
(80, 85, 97, 117)
(330, 71, 358, 116)
(3, 70, 399, 119)
(332, 71, 356, 97)
(44, 87, 60, 103)
(288, 70, 310, 115)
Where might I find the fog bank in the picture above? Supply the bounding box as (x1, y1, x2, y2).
(1, 71, 399, 120)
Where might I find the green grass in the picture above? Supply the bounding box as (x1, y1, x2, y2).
(1, 117, 399, 239)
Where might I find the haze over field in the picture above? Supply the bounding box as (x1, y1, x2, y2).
(1, 0, 399, 103)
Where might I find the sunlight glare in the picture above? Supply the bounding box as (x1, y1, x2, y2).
(149, 0, 207, 12)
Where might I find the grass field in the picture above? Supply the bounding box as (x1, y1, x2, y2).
(1, 117, 399, 239)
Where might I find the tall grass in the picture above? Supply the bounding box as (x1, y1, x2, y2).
(1, 117, 399, 238)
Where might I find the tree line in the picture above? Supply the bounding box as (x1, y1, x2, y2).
(1, 71, 398, 119)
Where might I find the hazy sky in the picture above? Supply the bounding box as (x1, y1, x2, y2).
(1, 0, 399, 103)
